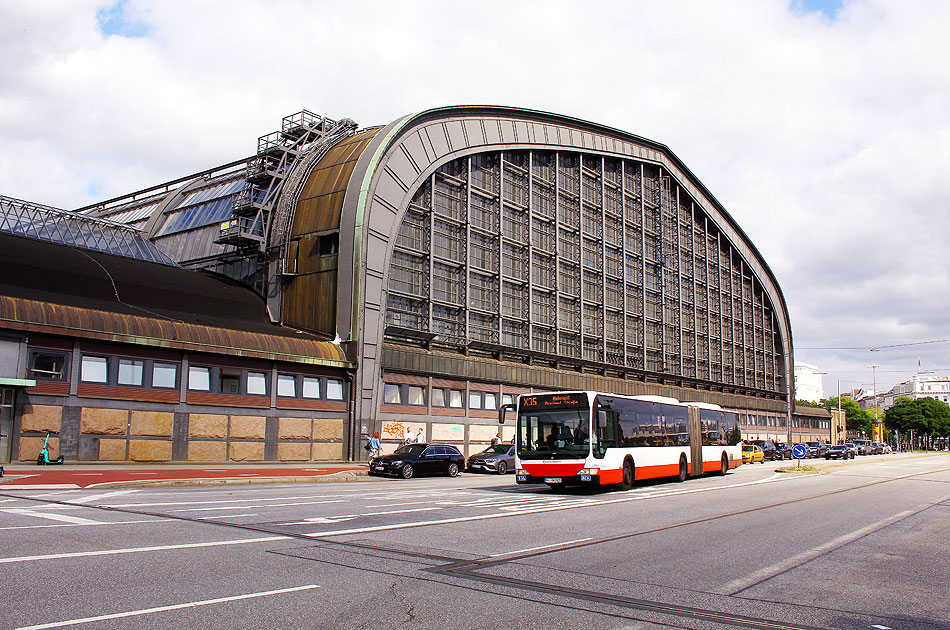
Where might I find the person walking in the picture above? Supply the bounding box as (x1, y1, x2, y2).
(368, 432, 381, 460)
(491, 434, 501, 447)
(414, 428, 425, 444)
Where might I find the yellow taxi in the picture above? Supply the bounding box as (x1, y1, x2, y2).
(742, 443, 765, 464)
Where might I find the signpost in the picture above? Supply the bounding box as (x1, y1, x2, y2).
(792, 444, 807, 469)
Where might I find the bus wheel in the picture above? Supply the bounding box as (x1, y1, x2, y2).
(718, 453, 729, 476)
(618, 460, 634, 491)
(677, 455, 688, 482)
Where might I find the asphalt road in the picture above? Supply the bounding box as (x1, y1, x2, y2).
(1, 453, 947, 630)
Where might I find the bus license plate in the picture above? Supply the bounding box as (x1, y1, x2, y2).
(580, 475, 591, 481)
(543, 477, 562, 483)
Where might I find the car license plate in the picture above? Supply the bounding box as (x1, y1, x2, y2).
(543, 477, 562, 483)
(373, 466, 384, 471)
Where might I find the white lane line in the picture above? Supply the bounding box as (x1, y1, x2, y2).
(16, 584, 320, 629)
(714, 510, 916, 595)
(0, 535, 289, 565)
(1, 509, 102, 525)
(304, 472, 795, 537)
(170, 499, 344, 513)
(489, 537, 593, 557)
(281, 506, 442, 525)
(194, 514, 258, 520)
(0, 519, 162, 531)
(67, 490, 136, 505)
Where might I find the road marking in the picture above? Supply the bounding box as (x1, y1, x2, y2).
(170, 499, 344, 513)
(281, 506, 443, 525)
(0, 535, 289, 564)
(16, 584, 321, 629)
(67, 490, 136, 505)
(489, 537, 593, 557)
(303, 472, 799, 537)
(0, 519, 161, 531)
(715, 510, 916, 595)
(1, 509, 102, 525)
(194, 514, 258, 520)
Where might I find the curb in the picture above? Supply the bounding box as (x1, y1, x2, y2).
(0, 469, 371, 490)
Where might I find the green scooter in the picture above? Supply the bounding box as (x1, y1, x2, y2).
(37, 432, 64, 465)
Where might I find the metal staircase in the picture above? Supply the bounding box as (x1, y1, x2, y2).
(217, 110, 358, 250)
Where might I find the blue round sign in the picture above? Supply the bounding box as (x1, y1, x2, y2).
(792, 444, 807, 459)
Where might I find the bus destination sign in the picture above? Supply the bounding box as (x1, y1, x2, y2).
(520, 393, 588, 410)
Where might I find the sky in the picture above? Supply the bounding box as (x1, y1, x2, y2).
(2, 0, 948, 398)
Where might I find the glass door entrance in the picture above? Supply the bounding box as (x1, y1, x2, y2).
(0, 388, 13, 463)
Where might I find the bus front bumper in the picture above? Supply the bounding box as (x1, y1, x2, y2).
(515, 469, 603, 486)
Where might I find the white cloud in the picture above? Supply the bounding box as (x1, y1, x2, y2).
(2, 0, 949, 393)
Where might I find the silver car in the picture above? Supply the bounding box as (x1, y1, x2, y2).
(466, 444, 516, 474)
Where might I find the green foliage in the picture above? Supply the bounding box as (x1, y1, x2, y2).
(884, 397, 950, 438)
(823, 397, 873, 436)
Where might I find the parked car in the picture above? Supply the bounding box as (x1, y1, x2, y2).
(742, 444, 765, 464)
(805, 441, 829, 458)
(773, 442, 793, 460)
(467, 444, 515, 474)
(853, 439, 872, 455)
(843, 442, 859, 457)
(870, 441, 885, 455)
(825, 444, 854, 460)
(369, 443, 465, 479)
(747, 439, 780, 461)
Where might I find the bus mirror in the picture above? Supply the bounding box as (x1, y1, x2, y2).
(598, 410, 608, 428)
(498, 403, 514, 425)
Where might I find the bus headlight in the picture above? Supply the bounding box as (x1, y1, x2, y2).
(578, 469, 598, 475)
(516, 469, 527, 475)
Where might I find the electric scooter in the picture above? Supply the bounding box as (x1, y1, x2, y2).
(36, 432, 64, 465)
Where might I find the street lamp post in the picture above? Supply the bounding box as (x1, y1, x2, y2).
(869, 364, 880, 440)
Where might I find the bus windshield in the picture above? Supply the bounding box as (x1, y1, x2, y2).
(516, 393, 591, 460)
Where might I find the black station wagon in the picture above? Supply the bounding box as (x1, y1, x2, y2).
(369, 443, 465, 479)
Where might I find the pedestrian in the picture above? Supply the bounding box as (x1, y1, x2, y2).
(369, 432, 381, 460)
(491, 434, 501, 446)
(415, 428, 425, 444)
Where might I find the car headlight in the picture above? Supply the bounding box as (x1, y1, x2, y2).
(391, 460, 402, 466)
(484, 459, 496, 464)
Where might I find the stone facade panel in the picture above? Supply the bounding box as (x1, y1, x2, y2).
(98, 439, 127, 461)
(311, 418, 343, 440)
(80, 408, 128, 435)
(129, 439, 172, 462)
(277, 442, 310, 461)
(19, 404, 63, 433)
(229, 441, 264, 461)
(18, 436, 59, 461)
(189, 414, 228, 438)
(311, 442, 343, 461)
(278, 418, 311, 440)
(187, 441, 227, 462)
(130, 411, 174, 437)
(229, 416, 266, 439)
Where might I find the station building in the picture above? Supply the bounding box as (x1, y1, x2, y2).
(0, 106, 807, 464)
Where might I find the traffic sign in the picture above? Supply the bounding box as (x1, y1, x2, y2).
(792, 444, 807, 459)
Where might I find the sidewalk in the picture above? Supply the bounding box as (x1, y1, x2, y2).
(0, 462, 369, 490)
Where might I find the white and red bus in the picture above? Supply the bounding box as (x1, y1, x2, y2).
(498, 391, 742, 490)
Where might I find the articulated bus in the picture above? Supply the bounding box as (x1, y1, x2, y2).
(498, 391, 743, 490)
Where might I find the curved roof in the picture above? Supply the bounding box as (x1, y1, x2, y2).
(0, 233, 350, 367)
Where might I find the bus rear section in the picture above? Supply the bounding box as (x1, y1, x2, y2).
(502, 391, 742, 490)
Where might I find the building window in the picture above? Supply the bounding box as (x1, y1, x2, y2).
(301, 377, 320, 399)
(28, 350, 69, 381)
(484, 392, 497, 409)
(431, 388, 445, 407)
(469, 391, 483, 410)
(80, 356, 109, 383)
(502, 394, 513, 406)
(277, 374, 296, 397)
(407, 385, 426, 406)
(326, 379, 344, 400)
(152, 363, 178, 389)
(219, 368, 241, 394)
(188, 366, 211, 391)
(118, 359, 144, 386)
(384, 383, 402, 404)
(246, 372, 268, 396)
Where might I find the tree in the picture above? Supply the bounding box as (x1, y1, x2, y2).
(884, 397, 919, 436)
(824, 397, 873, 436)
(885, 397, 950, 447)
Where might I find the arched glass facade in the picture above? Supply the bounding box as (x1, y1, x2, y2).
(386, 150, 784, 395)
